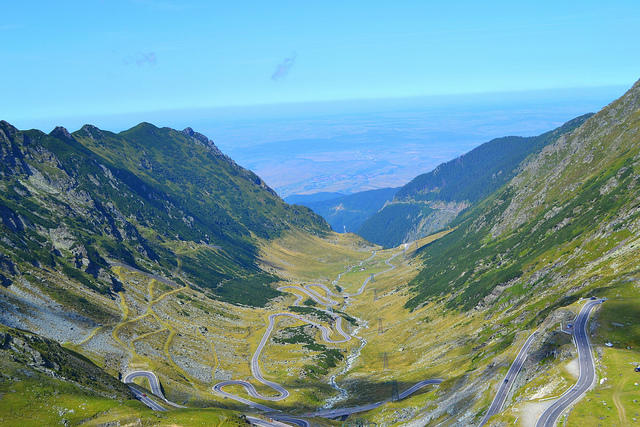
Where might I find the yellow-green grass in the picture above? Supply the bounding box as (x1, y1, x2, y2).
(333, 251, 394, 293)
(258, 230, 479, 416)
(566, 280, 640, 426)
(68, 225, 633, 424)
(259, 230, 376, 282)
(0, 373, 244, 426)
(75, 264, 269, 408)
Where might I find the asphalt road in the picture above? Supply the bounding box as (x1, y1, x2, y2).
(127, 385, 167, 411)
(213, 251, 401, 403)
(535, 299, 603, 427)
(245, 415, 308, 427)
(479, 330, 538, 426)
(212, 297, 353, 402)
(124, 370, 185, 409)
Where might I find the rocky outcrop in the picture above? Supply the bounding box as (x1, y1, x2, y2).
(182, 126, 224, 156)
(49, 126, 73, 140)
(0, 325, 132, 399)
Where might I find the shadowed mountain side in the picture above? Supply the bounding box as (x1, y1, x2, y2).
(358, 114, 593, 247)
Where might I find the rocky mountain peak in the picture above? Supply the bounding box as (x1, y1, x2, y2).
(182, 126, 196, 137)
(0, 120, 18, 142)
(78, 124, 102, 140)
(49, 126, 73, 140)
(181, 127, 223, 156)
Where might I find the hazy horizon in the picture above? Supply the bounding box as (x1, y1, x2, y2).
(4, 84, 628, 197)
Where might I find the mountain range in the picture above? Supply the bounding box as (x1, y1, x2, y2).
(293, 114, 593, 248)
(0, 120, 328, 313)
(0, 79, 638, 426)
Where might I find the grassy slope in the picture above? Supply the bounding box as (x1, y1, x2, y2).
(76, 88, 639, 425)
(260, 229, 545, 425)
(398, 80, 640, 425)
(408, 80, 640, 312)
(0, 324, 245, 426)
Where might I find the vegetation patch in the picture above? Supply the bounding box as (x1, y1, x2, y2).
(273, 325, 344, 378)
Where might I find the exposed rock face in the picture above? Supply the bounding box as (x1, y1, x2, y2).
(49, 126, 73, 140)
(408, 78, 640, 310)
(491, 78, 640, 237)
(0, 119, 329, 356)
(182, 126, 224, 156)
(79, 124, 103, 140)
(0, 325, 132, 400)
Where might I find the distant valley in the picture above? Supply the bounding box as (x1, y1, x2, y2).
(285, 187, 398, 233)
(207, 88, 623, 197)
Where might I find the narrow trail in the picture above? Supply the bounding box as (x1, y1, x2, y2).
(612, 390, 627, 425)
(110, 263, 198, 400)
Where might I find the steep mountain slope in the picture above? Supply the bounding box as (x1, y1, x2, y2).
(408, 79, 640, 311)
(328, 79, 640, 426)
(288, 187, 398, 233)
(0, 120, 328, 327)
(0, 120, 334, 422)
(1, 81, 637, 426)
(358, 114, 592, 247)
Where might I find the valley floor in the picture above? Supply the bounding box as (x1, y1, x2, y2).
(1, 228, 638, 426)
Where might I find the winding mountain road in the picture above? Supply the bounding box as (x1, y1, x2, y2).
(212, 250, 440, 422)
(124, 370, 185, 409)
(535, 299, 603, 427)
(122, 250, 440, 423)
(479, 331, 538, 426)
(212, 251, 387, 404)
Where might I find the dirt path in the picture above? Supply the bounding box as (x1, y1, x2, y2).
(612, 390, 627, 425)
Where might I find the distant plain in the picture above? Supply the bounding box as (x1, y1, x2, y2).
(15, 85, 626, 197)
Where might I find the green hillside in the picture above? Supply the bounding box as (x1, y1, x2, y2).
(0, 121, 328, 309)
(356, 201, 433, 248)
(358, 114, 592, 247)
(407, 79, 640, 311)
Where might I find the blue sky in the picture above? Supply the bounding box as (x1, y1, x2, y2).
(2, 0, 639, 126)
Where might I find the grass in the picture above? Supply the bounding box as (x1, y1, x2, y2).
(9, 219, 638, 425)
(65, 232, 376, 414)
(0, 375, 245, 426)
(259, 229, 374, 283)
